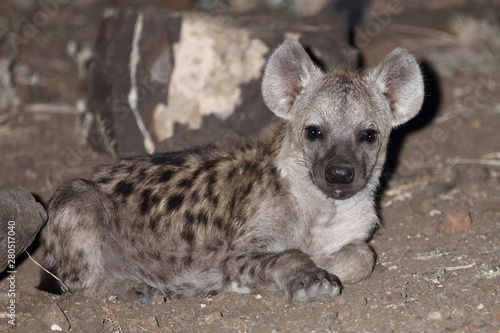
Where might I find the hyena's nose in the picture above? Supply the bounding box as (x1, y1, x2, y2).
(325, 164, 354, 184)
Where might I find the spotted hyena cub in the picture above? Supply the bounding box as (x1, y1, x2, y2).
(41, 39, 424, 302)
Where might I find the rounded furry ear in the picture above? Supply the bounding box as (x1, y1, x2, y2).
(261, 39, 321, 119)
(369, 47, 424, 127)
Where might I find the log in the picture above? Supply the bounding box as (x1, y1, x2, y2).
(86, 9, 357, 157)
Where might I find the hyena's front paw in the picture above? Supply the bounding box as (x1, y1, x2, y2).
(289, 267, 342, 302)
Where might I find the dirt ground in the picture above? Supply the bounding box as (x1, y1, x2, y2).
(1, 0, 499, 332)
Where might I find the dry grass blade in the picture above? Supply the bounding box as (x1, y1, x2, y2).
(447, 156, 500, 170)
(25, 250, 71, 294)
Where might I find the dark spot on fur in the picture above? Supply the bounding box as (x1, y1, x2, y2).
(184, 255, 193, 267)
(151, 153, 185, 166)
(182, 227, 195, 245)
(243, 182, 253, 197)
(126, 164, 135, 174)
(273, 180, 281, 192)
(203, 159, 219, 171)
(208, 172, 217, 185)
(114, 180, 134, 198)
(167, 194, 185, 211)
(239, 263, 247, 275)
(191, 192, 200, 204)
(197, 211, 208, 226)
(264, 256, 280, 270)
(168, 256, 177, 264)
(96, 177, 112, 184)
(206, 173, 219, 206)
(112, 164, 123, 173)
(158, 169, 174, 183)
(249, 265, 257, 277)
(177, 176, 194, 188)
(140, 189, 161, 215)
(227, 167, 238, 180)
(184, 211, 195, 224)
(243, 162, 258, 174)
(210, 194, 220, 206)
(251, 253, 267, 261)
(229, 196, 237, 215)
(214, 217, 223, 230)
(149, 216, 160, 231)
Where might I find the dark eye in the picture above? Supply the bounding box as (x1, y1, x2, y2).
(361, 129, 377, 143)
(306, 126, 321, 140)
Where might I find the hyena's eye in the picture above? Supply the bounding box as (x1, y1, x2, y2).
(306, 126, 321, 140)
(361, 129, 377, 143)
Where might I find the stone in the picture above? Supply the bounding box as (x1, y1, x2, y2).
(437, 210, 472, 234)
(204, 311, 223, 324)
(427, 311, 443, 320)
(223, 318, 248, 332)
(338, 311, 351, 320)
(41, 304, 70, 331)
(151, 295, 166, 304)
(0, 186, 47, 272)
(86, 9, 356, 157)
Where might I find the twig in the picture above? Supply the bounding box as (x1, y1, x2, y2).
(447, 157, 500, 170)
(434, 108, 500, 124)
(389, 24, 457, 43)
(445, 262, 476, 271)
(25, 250, 71, 294)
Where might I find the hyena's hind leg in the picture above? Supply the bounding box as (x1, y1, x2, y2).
(39, 179, 112, 297)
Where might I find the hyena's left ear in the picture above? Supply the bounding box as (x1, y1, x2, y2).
(369, 47, 424, 127)
(262, 39, 322, 119)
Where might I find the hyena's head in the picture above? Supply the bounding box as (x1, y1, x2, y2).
(262, 39, 424, 199)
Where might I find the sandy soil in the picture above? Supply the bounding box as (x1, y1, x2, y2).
(0, 1, 499, 332)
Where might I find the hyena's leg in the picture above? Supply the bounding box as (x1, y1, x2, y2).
(223, 249, 341, 302)
(312, 240, 376, 285)
(40, 179, 112, 297)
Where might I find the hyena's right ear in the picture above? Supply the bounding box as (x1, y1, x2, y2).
(262, 39, 322, 119)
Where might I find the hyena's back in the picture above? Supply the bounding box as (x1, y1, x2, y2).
(42, 138, 286, 300)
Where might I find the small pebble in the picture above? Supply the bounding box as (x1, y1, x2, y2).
(41, 304, 70, 331)
(204, 311, 223, 324)
(152, 296, 165, 304)
(338, 311, 351, 320)
(438, 210, 472, 234)
(428, 311, 443, 320)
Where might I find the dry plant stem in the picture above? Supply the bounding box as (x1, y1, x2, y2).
(447, 157, 500, 170)
(434, 108, 500, 124)
(389, 24, 456, 43)
(25, 250, 71, 294)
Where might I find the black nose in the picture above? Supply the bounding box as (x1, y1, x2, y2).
(325, 165, 354, 184)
